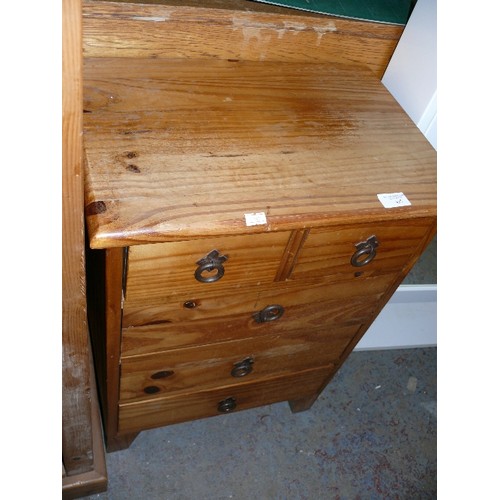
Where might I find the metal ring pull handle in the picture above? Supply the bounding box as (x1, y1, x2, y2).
(252, 304, 285, 323)
(194, 249, 228, 283)
(350, 235, 379, 267)
(231, 357, 254, 378)
(217, 397, 237, 413)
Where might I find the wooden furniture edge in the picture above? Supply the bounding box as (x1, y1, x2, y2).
(82, 55, 436, 249)
(62, 345, 108, 498)
(102, 248, 142, 451)
(82, 0, 403, 78)
(63, 0, 95, 477)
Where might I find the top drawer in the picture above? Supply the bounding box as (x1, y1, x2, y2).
(290, 219, 433, 282)
(125, 231, 291, 302)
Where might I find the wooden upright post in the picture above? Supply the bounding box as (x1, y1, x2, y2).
(62, 0, 107, 495)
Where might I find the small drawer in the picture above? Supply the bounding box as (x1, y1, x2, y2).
(290, 219, 432, 282)
(124, 231, 291, 307)
(120, 323, 361, 401)
(121, 273, 396, 355)
(118, 364, 334, 433)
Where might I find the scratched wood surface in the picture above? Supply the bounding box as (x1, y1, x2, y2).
(83, 0, 403, 78)
(83, 57, 436, 248)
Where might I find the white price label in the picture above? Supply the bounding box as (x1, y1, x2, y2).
(244, 212, 267, 226)
(377, 192, 411, 208)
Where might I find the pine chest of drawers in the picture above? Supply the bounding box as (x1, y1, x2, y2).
(83, 6, 436, 451)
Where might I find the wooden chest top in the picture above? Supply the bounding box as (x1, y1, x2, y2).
(83, 57, 436, 248)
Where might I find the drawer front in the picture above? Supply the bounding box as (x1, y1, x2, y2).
(120, 324, 361, 401)
(290, 219, 432, 281)
(124, 231, 291, 307)
(118, 365, 333, 433)
(121, 273, 396, 355)
(122, 274, 398, 328)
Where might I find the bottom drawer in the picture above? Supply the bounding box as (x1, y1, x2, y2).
(118, 364, 334, 433)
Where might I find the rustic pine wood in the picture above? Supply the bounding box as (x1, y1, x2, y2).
(86, 246, 141, 452)
(62, 0, 95, 477)
(290, 218, 434, 281)
(82, 0, 436, 452)
(124, 231, 291, 301)
(62, 347, 108, 498)
(105, 432, 141, 453)
(86, 246, 131, 451)
(83, 0, 403, 78)
(287, 220, 438, 413)
(288, 357, 342, 413)
(121, 218, 432, 321)
(338, 220, 438, 361)
(103, 248, 127, 450)
(120, 324, 360, 400)
(121, 296, 374, 356)
(275, 229, 310, 281)
(120, 273, 396, 355)
(118, 364, 334, 433)
(83, 57, 435, 248)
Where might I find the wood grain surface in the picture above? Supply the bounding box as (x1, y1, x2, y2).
(119, 324, 360, 401)
(83, 0, 403, 77)
(83, 57, 436, 248)
(290, 218, 433, 280)
(118, 364, 333, 432)
(121, 273, 395, 354)
(62, 0, 94, 476)
(124, 231, 291, 300)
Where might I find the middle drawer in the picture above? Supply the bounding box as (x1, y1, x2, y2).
(119, 323, 361, 402)
(121, 272, 396, 354)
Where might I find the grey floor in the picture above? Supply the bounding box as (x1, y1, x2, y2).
(82, 238, 437, 500)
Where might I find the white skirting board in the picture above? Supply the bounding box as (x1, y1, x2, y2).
(355, 284, 437, 350)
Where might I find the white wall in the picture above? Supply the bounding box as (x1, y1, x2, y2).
(382, 0, 437, 149)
